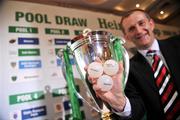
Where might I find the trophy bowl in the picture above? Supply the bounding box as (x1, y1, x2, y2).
(59, 29, 129, 119)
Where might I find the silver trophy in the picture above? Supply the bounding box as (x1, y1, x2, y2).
(58, 29, 129, 120)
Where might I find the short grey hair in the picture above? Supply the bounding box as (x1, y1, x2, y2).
(120, 9, 151, 34)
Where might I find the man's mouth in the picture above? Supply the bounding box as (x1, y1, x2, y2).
(136, 33, 148, 40)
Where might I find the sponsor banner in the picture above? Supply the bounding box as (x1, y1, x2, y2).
(9, 26, 38, 34)
(56, 58, 75, 66)
(45, 28, 69, 35)
(54, 38, 70, 45)
(19, 60, 42, 69)
(52, 88, 67, 97)
(63, 98, 83, 111)
(21, 106, 47, 119)
(9, 91, 44, 105)
(18, 37, 39, 45)
(63, 100, 71, 111)
(1, 1, 179, 119)
(18, 49, 40, 56)
(74, 30, 83, 35)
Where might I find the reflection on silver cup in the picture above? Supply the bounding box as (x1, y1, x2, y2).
(59, 29, 129, 120)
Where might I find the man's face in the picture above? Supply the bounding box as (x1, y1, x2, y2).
(122, 11, 155, 50)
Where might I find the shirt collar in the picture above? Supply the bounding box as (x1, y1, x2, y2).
(138, 39, 160, 57)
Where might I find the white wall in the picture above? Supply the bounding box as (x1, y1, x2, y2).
(0, 1, 179, 120)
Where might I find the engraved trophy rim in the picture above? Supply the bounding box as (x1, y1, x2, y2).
(69, 30, 113, 52)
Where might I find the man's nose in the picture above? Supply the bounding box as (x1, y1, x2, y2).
(135, 25, 142, 33)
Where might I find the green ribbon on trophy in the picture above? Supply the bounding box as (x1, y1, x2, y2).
(111, 37, 128, 90)
(61, 48, 82, 120)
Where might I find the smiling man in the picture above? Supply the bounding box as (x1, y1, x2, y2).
(90, 9, 180, 120)
(121, 10, 155, 50)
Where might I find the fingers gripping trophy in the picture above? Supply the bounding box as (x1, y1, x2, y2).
(58, 29, 129, 120)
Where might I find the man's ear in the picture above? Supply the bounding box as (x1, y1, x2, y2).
(149, 18, 155, 30)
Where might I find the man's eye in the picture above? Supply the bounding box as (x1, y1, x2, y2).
(139, 21, 145, 26)
(129, 27, 134, 32)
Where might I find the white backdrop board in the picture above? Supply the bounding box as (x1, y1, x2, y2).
(0, 1, 179, 120)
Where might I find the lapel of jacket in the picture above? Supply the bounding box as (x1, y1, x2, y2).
(132, 52, 159, 92)
(158, 40, 180, 93)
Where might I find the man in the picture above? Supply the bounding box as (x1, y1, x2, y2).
(90, 9, 180, 120)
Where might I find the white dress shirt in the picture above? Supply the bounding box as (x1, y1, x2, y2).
(112, 39, 169, 117)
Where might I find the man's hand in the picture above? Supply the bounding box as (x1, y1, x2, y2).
(87, 60, 126, 112)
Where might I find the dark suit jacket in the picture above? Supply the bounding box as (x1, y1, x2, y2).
(122, 35, 180, 120)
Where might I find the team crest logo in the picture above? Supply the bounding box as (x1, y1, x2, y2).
(9, 110, 21, 120)
(10, 62, 16, 68)
(11, 76, 17, 81)
(54, 103, 62, 113)
(9, 39, 16, 44)
(48, 39, 53, 45)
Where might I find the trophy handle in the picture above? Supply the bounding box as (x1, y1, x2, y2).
(57, 48, 101, 113)
(57, 48, 83, 120)
(110, 36, 130, 90)
(122, 46, 130, 89)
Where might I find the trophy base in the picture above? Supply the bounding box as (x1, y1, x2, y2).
(102, 112, 112, 120)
